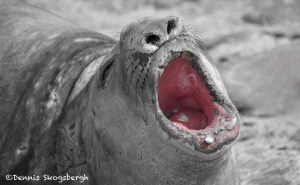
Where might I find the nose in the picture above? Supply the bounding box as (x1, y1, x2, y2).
(142, 16, 182, 50)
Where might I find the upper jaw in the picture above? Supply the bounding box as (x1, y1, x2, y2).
(148, 36, 240, 156)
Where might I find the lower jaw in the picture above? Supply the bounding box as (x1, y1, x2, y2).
(156, 104, 239, 155)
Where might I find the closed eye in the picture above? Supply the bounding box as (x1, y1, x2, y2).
(98, 57, 115, 88)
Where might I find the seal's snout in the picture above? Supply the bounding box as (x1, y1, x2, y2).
(144, 17, 181, 46)
(120, 16, 183, 53)
(140, 16, 183, 53)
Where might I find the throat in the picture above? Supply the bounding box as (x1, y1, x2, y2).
(157, 57, 214, 130)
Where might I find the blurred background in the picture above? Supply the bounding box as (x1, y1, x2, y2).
(25, 0, 300, 184)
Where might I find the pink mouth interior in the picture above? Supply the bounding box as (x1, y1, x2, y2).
(158, 57, 214, 130)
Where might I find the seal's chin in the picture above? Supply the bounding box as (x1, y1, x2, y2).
(158, 57, 214, 130)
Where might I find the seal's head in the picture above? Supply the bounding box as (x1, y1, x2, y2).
(90, 16, 240, 184)
(118, 16, 239, 153)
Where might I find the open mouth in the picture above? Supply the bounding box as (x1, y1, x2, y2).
(155, 50, 239, 153)
(158, 55, 214, 130)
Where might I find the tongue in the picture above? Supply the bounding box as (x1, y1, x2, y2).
(169, 108, 208, 130)
(158, 57, 212, 130)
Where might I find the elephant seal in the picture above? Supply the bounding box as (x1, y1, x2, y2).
(0, 0, 240, 185)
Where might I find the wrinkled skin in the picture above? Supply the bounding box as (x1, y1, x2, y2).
(0, 1, 240, 185)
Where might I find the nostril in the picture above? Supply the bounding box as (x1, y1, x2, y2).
(146, 34, 161, 45)
(167, 18, 177, 35)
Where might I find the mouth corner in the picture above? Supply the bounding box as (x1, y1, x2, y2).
(155, 51, 240, 154)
